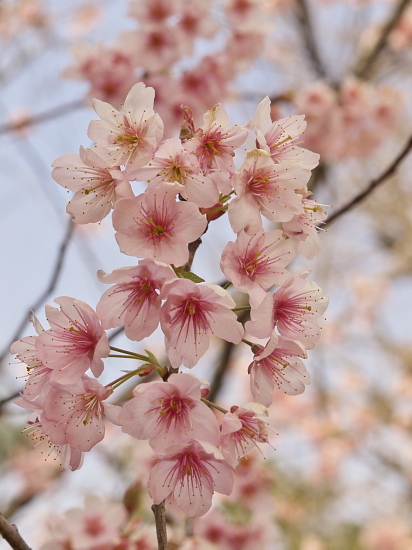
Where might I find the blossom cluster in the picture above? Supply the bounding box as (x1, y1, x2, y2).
(65, 0, 272, 131)
(11, 82, 328, 517)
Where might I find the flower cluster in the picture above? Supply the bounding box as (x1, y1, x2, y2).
(12, 82, 328, 516)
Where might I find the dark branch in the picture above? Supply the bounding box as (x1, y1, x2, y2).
(0, 219, 74, 364)
(0, 99, 85, 136)
(353, 0, 412, 79)
(0, 513, 32, 550)
(151, 501, 167, 550)
(295, 0, 328, 79)
(327, 133, 412, 225)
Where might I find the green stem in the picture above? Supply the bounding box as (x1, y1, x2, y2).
(223, 281, 232, 290)
(109, 346, 150, 362)
(232, 306, 251, 312)
(201, 398, 228, 414)
(107, 365, 150, 389)
(241, 339, 255, 347)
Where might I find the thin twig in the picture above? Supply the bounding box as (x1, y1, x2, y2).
(0, 99, 86, 135)
(151, 501, 168, 550)
(0, 513, 32, 550)
(0, 219, 74, 364)
(327, 133, 412, 225)
(295, 0, 328, 79)
(353, 0, 412, 79)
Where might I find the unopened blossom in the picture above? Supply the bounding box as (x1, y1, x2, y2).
(135, 137, 219, 207)
(43, 376, 121, 452)
(185, 103, 249, 173)
(254, 96, 320, 168)
(248, 334, 309, 406)
(283, 197, 327, 259)
(228, 149, 307, 234)
(63, 494, 127, 550)
(88, 82, 164, 175)
(220, 229, 297, 308)
(246, 272, 329, 350)
(148, 440, 234, 516)
(35, 297, 109, 385)
(52, 146, 133, 224)
(160, 279, 244, 368)
(113, 185, 207, 266)
(120, 373, 220, 451)
(96, 259, 175, 340)
(220, 403, 269, 467)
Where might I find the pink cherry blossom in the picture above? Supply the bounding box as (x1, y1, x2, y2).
(96, 259, 175, 340)
(43, 376, 121, 452)
(220, 229, 297, 308)
(15, 396, 84, 471)
(88, 82, 164, 174)
(120, 373, 220, 452)
(112, 185, 207, 266)
(246, 272, 329, 349)
(228, 149, 307, 234)
(35, 297, 109, 385)
(148, 440, 234, 516)
(160, 279, 244, 368)
(185, 103, 249, 173)
(63, 494, 127, 550)
(11, 335, 52, 400)
(52, 146, 133, 224)
(220, 403, 269, 467)
(254, 96, 320, 168)
(134, 137, 219, 207)
(282, 197, 328, 259)
(248, 334, 310, 406)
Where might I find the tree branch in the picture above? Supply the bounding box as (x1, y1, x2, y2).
(0, 219, 75, 364)
(353, 0, 412, 79)
(326, 133, 412, 226)
(295, 0, 328, 79)
(151, 501, 167, 550)
(0, 513, 32, 550)
(0, 99, 85, 135)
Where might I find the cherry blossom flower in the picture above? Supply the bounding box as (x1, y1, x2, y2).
(134, 137, 219, 207)
(282, 197, 327, 259)
(112, 185, 207, 266)
(63, 494, 127, 550)
(228, 149, 307, 234)
(120, 373, 220, 451)
(148, 440, 234, 516)
(15, 396, 84, 471)
(35, 297, 109, 385)
(11, 335, 52, 400)
(246, 272, 329, 350)
(254, 96, 320, 168)
(185, 103, 249, 173)
(248, 334, 309, 406)
(43, 376, 121, 452)
(160, 279, 244, 368)
(52, 146, 133, 224)
(96, 259, 175, 340)
(88, 82, 164, 174)
(220, 403, 269, 467)
(220, 229, 297, 307)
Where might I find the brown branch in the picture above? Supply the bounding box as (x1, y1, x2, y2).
(0, 99, 85, 135)
(151, 501, 168, 550)
(326, 133, 412, 226)
(0, 513, 32, 550)
(295, 0, 328, 79)
(353, 0, 412, 79)
(0, 219, 75, 364)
